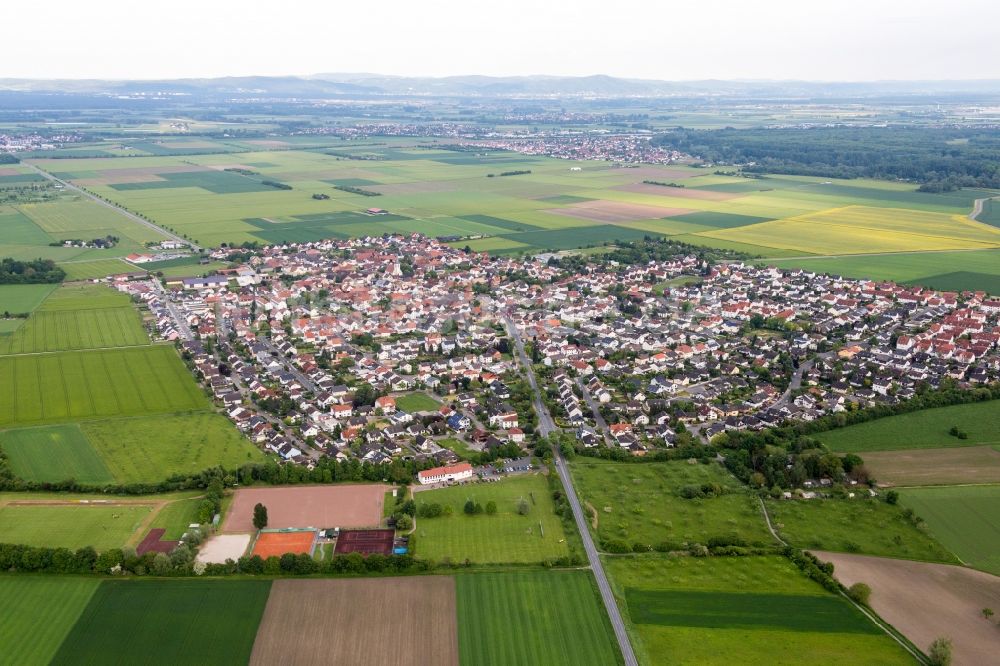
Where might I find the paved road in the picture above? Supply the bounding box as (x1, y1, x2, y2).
(504, 315, 639, 666)
(576, 377, 613, 445)
(152, 279, 194, 341)
(25, 162, 200, 251)
(260, 336, 319, 393)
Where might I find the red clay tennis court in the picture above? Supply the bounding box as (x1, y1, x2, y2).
(252, 530, 318, 558)
(334, 529, 395, 556)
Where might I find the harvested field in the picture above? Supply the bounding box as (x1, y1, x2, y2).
(196, 533, 251, 564)
(814, 551, 1000, 665)
(864, 446, 1000, 486)
(615, 183, 742, 200)
(222, 484, 388, 532)
(334, 528, 395, 555)
(251, 529, 318, 558)
(249, 577, 458, 666)
(546, 200, 694, 223)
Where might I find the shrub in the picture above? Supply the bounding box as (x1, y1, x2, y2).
(848, 582, 871, 605)
(928, 638, 952, 666)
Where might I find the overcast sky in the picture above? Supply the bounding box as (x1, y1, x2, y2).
(6, 0, 998, 81)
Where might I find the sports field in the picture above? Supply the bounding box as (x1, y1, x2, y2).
(765, 498, 958, 563)
(456, 571, 622, 666)
(571, 458, 772, 549)
(251, 577, 459, 666)
(898, 485, 1000, 575)
(394, 391, 441, 412)
(51, 580, 272, 666)
(251, 530, 318, 558)
(0, 577, 100, 666)
(414, 474, 570, 564)
(818, 399, 1000, 452)
(222, 484, 388, 532)
(604, 555, 913, 666)
(0, 501, 153, 550)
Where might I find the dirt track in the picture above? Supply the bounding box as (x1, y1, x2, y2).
(814, 551, 1000, 665)
(249, 577, 458, 666)
(222, 485, 387, 533)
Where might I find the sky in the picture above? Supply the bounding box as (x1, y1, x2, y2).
(5, 0, 999, 81)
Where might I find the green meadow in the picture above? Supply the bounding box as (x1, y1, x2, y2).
(414, 474, 569, 564)
(571, 458, 773, 548)
(899, 485, 1000, 575)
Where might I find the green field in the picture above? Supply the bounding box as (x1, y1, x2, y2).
(765, 498, 957, 563)
(456, 571, 622, 666)
(818, 400, 1000, 452)
(0, 345, 208, 427)
(0, 284, 57, 314)
(0, 577, 101, 666)
(571, 458, 772, 548)
(604, 555, 912, 666)
(414, 474, 570, 563)
(767, 248, 1000, 294)
(394, 392, 440, 412)
(0, 424, 113, 484)
(51, 579, 272, 666)
(0, 304, 148, 354)
(0, 502, 152, 550)
(899, 485, 1000, 575)
(81, 413, 265, 484)
(28, 145, 993, 283)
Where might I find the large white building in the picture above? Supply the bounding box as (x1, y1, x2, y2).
(417, 462, 474, 485)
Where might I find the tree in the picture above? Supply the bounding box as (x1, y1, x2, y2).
(394, 514, 413, 530)
(253, 503, 268, 530)
(485, 501, 497, 515)
(983, 607, 995, 621)
(463, 499, 476, 515)
(885, 490, 899, 505)
(928, 638, 952, 666)
(517, 498, 530, 516)
(847, 582, 871, 605)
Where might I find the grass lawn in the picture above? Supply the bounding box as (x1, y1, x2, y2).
(817, 400, 1000, 452)
(51, 579, 272, 666)
(414, 474, 569, 564)
(81, 413, 264, 484)
(765, 497, 958, 563)
(149, 498, 205, 540)
(0, 423, 114, 484)
(571, 458, 772, 548)
(0, 577, 101, 666)
(394, 392, 441, 412)
(899, 485, 1000, 575)
(438, 436, 477, 460)
(604, 555, 913, 666)
(0, 503, 153, 550)
(456, 571, 623, 666)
